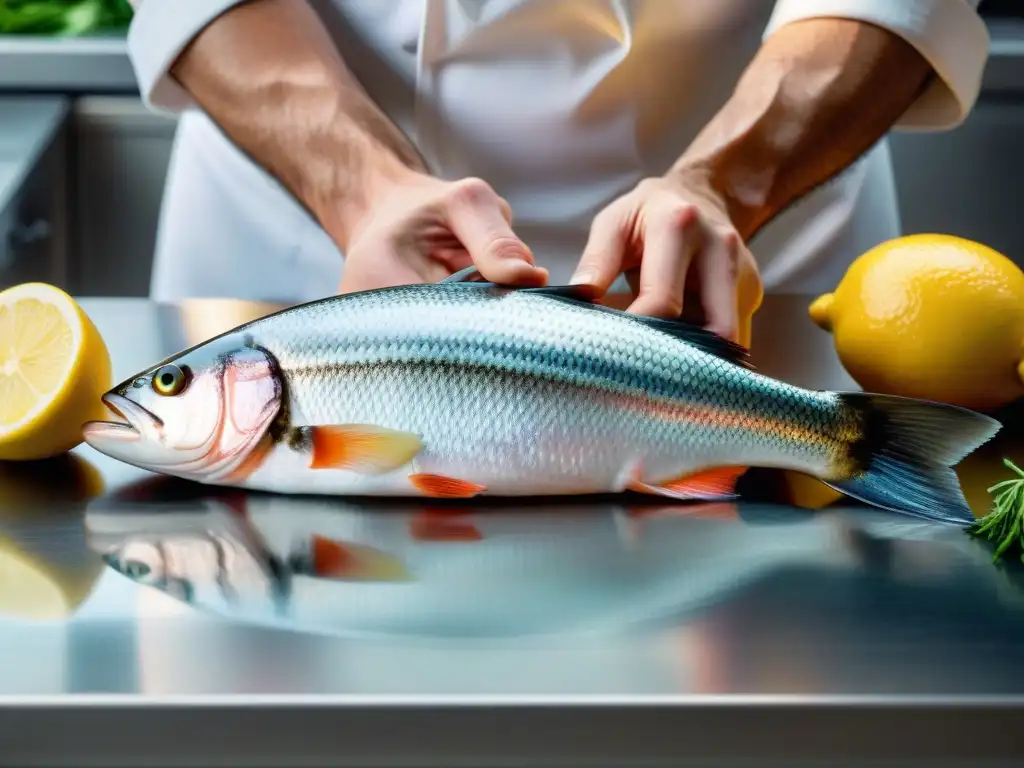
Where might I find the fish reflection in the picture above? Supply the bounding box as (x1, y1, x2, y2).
(86, 477, 883, 639)
(97, 516, 285, 612)
(0, 453, 107, 621)
(87, 481, 415, 621)
(101, 520, 414, 604)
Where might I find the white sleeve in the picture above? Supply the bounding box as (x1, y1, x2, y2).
(126, 0, 251, 114)
(763, 0, 990, 131)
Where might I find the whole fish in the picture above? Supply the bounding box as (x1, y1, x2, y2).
(82, 268, 1000, 524)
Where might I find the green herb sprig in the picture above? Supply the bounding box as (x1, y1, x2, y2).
(969, 458, 1024, 563)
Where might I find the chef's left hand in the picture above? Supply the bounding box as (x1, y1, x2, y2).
(570, 172, 761, 343)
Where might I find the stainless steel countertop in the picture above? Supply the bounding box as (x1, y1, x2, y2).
(0, 20, 1022, 93)
(0, 295, 1023, 767)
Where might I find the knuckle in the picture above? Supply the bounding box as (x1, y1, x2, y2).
(450, 176, 496, 207)
(712, 227, 743, 269)
(663, 202, 698, 230)
(718, 227, 741, 251)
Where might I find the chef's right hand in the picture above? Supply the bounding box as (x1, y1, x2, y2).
(333, 172, 548, 294)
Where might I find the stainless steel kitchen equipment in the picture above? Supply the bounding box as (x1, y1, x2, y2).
(0, 96, 70, 291)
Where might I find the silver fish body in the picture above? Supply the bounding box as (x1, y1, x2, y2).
(83, 277, 1001, 523)
(254, 285, 844, 492)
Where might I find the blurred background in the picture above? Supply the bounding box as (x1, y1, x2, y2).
(0, 0, 1021, 297)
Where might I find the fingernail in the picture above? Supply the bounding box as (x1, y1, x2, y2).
(570, 270, 595, 285)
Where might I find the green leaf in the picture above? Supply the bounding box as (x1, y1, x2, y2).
(969, 458, 1024, 563)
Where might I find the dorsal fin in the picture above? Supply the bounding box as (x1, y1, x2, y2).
(440, 268, 750, 367)
(629, 313, 751, 367)
(531, 291, 752, 368)
(442, 266, 487, 284)
(443, 266, 601, 300)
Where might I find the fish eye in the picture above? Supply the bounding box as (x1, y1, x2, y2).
(124, 559, 152, 579)
(152, 364, 189, 396)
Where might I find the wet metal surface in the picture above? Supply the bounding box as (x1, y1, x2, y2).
(1, 296, 1023, 766)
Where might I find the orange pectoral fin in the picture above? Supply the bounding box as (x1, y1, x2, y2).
(628, 466, 746, 501)
(409, 510, 484, 542)
(308, 424, 423, 474)
(311, 534, 356, 577)
(309, 535, 412, 581)
(408, 473, 486, 499)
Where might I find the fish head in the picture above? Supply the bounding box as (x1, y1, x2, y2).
(83, 336, 282, 480)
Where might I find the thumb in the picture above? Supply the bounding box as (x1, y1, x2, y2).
(445, 179, 547, 286)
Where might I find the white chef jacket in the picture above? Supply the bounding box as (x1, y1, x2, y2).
(128, 0, 988, 305)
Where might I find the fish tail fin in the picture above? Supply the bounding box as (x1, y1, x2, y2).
(824, 393, 1001, 524)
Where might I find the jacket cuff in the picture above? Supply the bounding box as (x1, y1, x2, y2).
(127, 0, 251, 114)
(764, 0, 989, 130)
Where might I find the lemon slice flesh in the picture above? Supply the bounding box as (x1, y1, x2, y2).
(0, 283, 112, 460)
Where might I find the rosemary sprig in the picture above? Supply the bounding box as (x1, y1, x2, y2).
(969, 458, 1024, 563)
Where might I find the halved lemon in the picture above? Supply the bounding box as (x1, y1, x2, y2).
(0, 283, 112, 460)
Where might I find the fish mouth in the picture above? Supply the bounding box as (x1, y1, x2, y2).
(82, 393, 161, 444)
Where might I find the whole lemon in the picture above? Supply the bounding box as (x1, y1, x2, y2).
(809, 234, 1024, 412)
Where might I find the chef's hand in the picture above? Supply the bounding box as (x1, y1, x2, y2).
(570, 172, 761, 343)
(335, 172, 548, 294)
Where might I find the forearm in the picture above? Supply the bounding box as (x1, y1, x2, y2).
(674, 18, 933, 240)
(167, 0, 423, 246)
